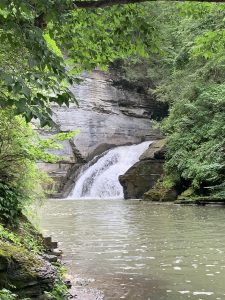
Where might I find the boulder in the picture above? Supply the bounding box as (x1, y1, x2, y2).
(139, 139, 167, 160)
(119, 139, 166, 199)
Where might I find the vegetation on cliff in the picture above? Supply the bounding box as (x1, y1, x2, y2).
(0, 217, 70, 299)
(114, 2, 225, 199)
(0, 109, 78, 224)
(0, 110, 77, 297)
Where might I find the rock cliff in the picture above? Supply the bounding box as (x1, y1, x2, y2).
(40, 70, 167, 196)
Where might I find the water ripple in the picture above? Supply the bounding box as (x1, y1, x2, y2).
(39, 200, 225, 300)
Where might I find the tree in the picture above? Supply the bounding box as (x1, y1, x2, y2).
(2, 0, 224, 126)
(0, 0, 162, 126)
(0, 108, 79, 223)
(111, 2, 225, 197)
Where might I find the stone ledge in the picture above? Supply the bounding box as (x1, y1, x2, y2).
(175, 197, 225, 205)
(0, 241, 57, 298)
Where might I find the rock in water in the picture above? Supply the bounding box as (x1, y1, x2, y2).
(119, 139, 166, 199)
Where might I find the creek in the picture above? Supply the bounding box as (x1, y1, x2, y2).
(39, 199, 225, 300)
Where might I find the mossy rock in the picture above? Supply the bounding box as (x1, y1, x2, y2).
(143, 181, 177, 202)
(0, 241, 56, 298)
(178, 187, 196, 198)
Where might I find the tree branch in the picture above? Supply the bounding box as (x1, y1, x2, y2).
(74, 0, 148, 8)
(74, 0, 225, 9)
(33, 0, 225, 28)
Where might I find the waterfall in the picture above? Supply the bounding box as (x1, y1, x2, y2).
(68, 141, 152, 199)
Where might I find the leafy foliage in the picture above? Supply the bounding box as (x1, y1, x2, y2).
(0, 0, 160, 126)
(0, 2, 75, 126)
(115, 2, 225, 197)
(157, 3, 225, 196)
(0, 221, 44, 254)
(0, 109, 78, 223)
(0, 289, 17, 300)
(44, 264, 70, 300)
(163, 85, 225, 194)
(0, 288, 31, 299)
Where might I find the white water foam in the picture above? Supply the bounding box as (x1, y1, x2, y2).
(68, 141, 152, 199)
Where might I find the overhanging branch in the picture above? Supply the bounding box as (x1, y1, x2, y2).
(74, 0, 148, 8)
(34, 0, 225, 28)
(74, 0, 225, 9)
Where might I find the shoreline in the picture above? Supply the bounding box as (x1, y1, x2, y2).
(66, 274, 104, 300)
(48, 197, 225, 206)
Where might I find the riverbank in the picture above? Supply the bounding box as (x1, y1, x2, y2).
(0, 215, 71, 299)
(141, 198, 225, 206)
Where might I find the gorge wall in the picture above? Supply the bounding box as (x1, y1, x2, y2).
(39, 70, 167, 196)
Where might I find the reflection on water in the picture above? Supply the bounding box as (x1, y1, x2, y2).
(39, 200, 225, 300)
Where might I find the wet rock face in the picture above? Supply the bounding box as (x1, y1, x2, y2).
(52, 70, 164, 159)
(0, 242, 57, 299)
(119, 139, 166, 199)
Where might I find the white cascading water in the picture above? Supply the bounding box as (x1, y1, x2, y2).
(68, 141, 152, 199)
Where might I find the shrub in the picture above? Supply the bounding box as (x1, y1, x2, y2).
(0, 109, 78, 224)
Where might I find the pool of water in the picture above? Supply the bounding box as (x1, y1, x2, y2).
(39, 199, 225, 300)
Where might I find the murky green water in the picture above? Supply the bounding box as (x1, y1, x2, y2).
(39, 199, 225, 300)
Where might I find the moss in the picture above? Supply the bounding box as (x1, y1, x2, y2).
(0, 241, 42, 275)
(0, 240, 57, 299)
(179, 187, 196, 198)
(1, 213, 45, 254)
(0, 218, 63, 298)
(144, 180, 177, 202)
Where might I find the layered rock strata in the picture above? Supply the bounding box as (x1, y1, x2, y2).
(0, 242, 57, 299)
(40, 70, 166, 195)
